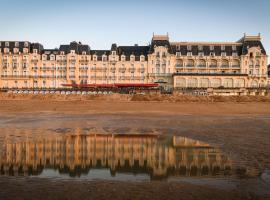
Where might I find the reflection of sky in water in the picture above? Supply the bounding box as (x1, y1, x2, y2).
(39, 169, 150, 182)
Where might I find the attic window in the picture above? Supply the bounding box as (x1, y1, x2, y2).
(5, 42, 9, 47)
(82, 51, 86, 55)
(70, 50, 75, 54)
(24, 42, 28, 47)
(15, 42, 19, 47)
(121, 55, 126, 61)
(198, 45, 203, 51)
(221, 45, 225, 51)
(60, 51, 65, 55)
(232, 45, 237, 51)
(112, 51, 116, 55)
(140, 55, 145, 61)
(130, 55, 135, 61)
(33, 49, 38, 54)
(187, 45, 192, 51)
(210, 45, 214, 51)
(13, 48, 19, 53)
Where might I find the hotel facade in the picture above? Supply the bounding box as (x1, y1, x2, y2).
(0, 34, 268, 90)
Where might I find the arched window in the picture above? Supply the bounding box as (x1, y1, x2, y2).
(209, 59, 217, 68)
(186, 59, 194, 67)
(221, 59, 229, 68)
(176, 59, 183, 68)
(232, 59, 240, 68)
(197, 59, 206, 67)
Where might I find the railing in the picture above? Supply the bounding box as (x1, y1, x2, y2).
(197, 65, 206, 68)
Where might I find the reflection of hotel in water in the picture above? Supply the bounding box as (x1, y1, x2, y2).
(0, 131, 232, 178)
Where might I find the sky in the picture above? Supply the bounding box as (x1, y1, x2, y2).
(0, 0, 269, 61)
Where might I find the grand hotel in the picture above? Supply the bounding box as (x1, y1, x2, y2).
(0, 34, 269, 90)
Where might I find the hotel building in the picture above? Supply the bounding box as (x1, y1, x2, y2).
(0, 34, 268, 90)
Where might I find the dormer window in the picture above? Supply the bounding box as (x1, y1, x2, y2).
(93, 55, 97, 61)
(33, 49, 38, 54)
(232, 45, 237, 51)
(70, 50, 75, 54)
(210, 45, 214, 51)
(221, 52, 226, 57)
(130, 55, 135, 61)
(140, 55, 145, 62)
(112, 51, 116, 55)
(50, 55, 55, 60)
(60, 51, 65, 55)
(23, 48, 28, 54)
(24, 42, 28, 47)
(102, 55, 107, 62)
(13, 48, 19, 53)
(187, 45, 192, 51)
(121, 55, 126, 61)
(82, 51, 86, 55)
(221, 45, 225, 51)
(5, 42, 9, 47)
(198, 52, 204, 57)
(232, 52, 238, 57)
(210, 52, 215, 56)
(15, 42, 19, 47)
(198, 45, 203, 51)
(176, 46, 180, 51)
(42, 55, 47, 60)
(187, 52, 192, 57)
(176, 52, 181, 57)
(4, 48, 9, 53)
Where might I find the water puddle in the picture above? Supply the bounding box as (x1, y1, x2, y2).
(0, 130, 247, 181)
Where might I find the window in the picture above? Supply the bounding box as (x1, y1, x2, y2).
(5, 42, 9, 47)
(23, 48, 28, 54)
(187, 52, 192, 57)
(232, 45, 237, 51)
(221, 52, 226, 57)
(176, 52, 181, 57)
(33, 49, 38, 54)
(232, 52, 238, 57)
(210, 45, 214, 51)
(210, 52, 215, 56)
(198, 52, 204, 57)
(187, 45, 192, 51)
(13, 48, 19, 53)
(24, 42, 28, 47)
(221, 45, 225, 51)
(112, 51, 116, 55)
(60, 51, 65, 55)
(121, 55, 126, 61)
(198, 45, 203, 51)
(176, 45, 180, 51)
(140, 55, 145, 62)
(15, 42, 19, 47)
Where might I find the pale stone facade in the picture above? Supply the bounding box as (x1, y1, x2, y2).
(0, 34, 268, 90)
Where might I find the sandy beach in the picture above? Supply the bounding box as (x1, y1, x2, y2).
(0, 94, 270, 200)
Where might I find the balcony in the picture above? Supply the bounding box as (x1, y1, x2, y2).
(197, 65, 206, 68)
(79, 75, 89, 79)
(175, 64, 183, 68)
(220, 65, 229, 68)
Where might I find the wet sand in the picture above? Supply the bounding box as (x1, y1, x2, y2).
(0, 99, 270, 200)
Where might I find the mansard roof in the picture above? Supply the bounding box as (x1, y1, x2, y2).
(0, 41, 44, 53)
(59, 41, 91, 55)
(170, 43, 242, 56)
(117, 45, 149, 61)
